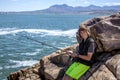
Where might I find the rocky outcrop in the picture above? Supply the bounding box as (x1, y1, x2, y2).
(106, 54, 120, 80)
(78, 13, 120, 52)
(7, 63, 41, 80)
(88, 65, 117, 80)
(8, 13, 120, 80)
(7, 45, 120, 80)
(7, 44, 77, 80)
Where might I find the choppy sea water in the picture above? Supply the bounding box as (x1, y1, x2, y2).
(0, 14, 106, 80)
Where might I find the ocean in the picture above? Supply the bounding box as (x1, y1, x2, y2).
(0, 13, 105, 80)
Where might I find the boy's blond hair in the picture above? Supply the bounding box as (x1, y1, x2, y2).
(78, 26, 91, 36)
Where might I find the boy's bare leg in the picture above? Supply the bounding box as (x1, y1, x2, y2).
(62, 74, 73, 80)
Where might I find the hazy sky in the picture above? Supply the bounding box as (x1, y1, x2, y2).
(0, 0, 120, 11)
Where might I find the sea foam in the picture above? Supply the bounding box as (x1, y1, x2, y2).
(0, 66, 3, 70)
(4, 60, 38, 69)
(17, 49, 42, 56)
(0, 28, 77, 37)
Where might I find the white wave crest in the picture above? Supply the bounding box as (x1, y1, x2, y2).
(0, 66, 3, 70)
(17, 49, 42, 56)
(0, 28, 77, 37)
(4, 60, 38, 69)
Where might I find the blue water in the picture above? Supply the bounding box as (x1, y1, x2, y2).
(0, 13, 105, 80)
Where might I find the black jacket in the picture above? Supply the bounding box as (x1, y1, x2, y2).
(73, 37, 95, 66)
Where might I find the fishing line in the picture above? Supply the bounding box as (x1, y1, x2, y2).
(16, 34, 69, 53)
(5, 33, 73, 60)
(5, 33, 69, 53)
(6, 35, 33, 46)
(22, 35, 61, 49)
(18, 34, 73, 61)
(19, 34, 73, 61)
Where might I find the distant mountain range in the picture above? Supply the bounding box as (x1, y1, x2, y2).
(1, 4, 120, 14)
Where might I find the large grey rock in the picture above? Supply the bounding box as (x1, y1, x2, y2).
(90, 16, 120, 52)
(40, 44, 77, 80)
(88, 65, 117, 80)
(77, 13, 120, 52)
(106, 54, 120, 80)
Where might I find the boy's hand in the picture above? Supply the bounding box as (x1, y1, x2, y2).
(67, 51, 77, 57)
(67, 51, 73, 55)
